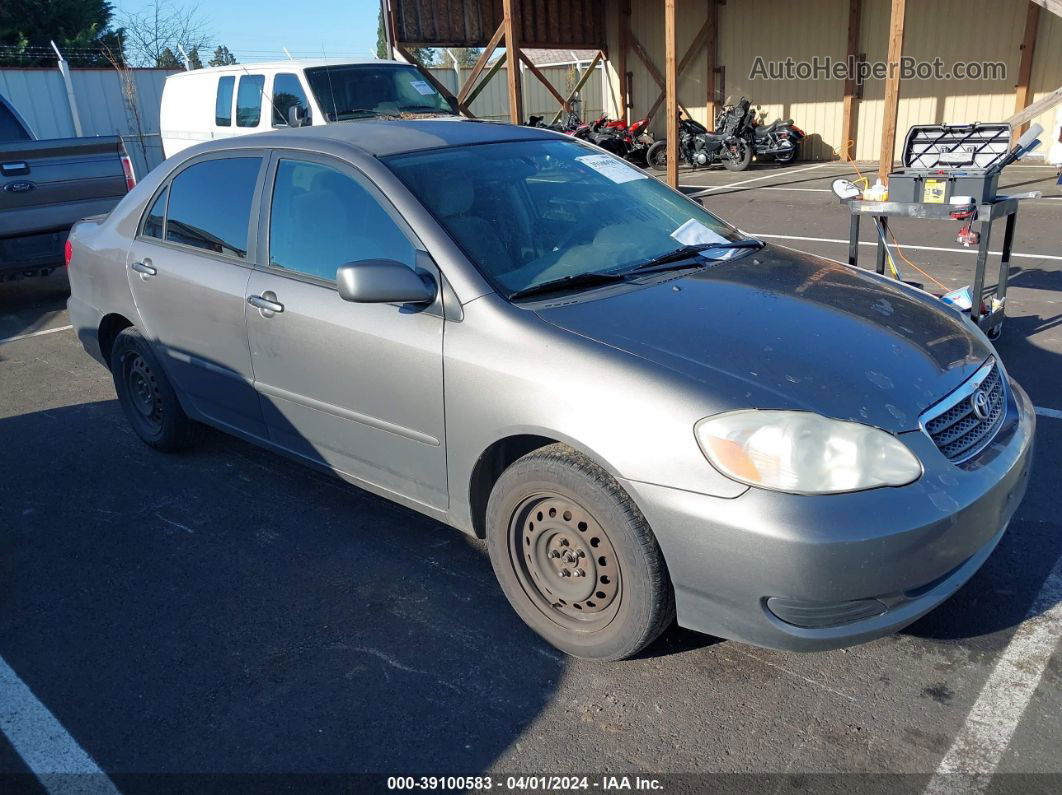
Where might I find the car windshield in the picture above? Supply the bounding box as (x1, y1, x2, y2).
(384, 139, 750, 298)
(305, 64, 454, 121)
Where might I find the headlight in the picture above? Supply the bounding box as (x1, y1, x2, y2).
(694, 410, 922, 494)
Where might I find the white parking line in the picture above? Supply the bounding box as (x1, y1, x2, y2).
(0, 656, 120, 794)
(0, 325, 74, 346)
(749, 233, 1062, 263)
(924, 555, 1062, 795)
(1035, 406, 1062, 420)
(692, 162, 833, 192)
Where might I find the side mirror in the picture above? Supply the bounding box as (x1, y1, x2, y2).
(287, 105, 309, 127)
(336, 259, 437, 305)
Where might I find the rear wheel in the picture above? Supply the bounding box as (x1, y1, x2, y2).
(774, 141, 800, 165)
(111, 327, 200, 452)
(486, 444, 674, 661)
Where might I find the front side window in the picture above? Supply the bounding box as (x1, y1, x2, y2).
(236, 75, 265, 127)
(215, 76, 234, 126)
(385, 139, 746, 297)
(0, 101, 30, 140)
(305, 64, 453, 121)
(268, 159, 414, 282)
(271, 73, 311, 127)
(165, 157, 261, 258)
(142, 187, 168, 239)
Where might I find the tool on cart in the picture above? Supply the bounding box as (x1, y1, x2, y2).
(832, 123, 1043, 340)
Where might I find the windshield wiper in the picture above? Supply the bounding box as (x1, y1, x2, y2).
(399, 104, 452, 113)
(507, 270, 630, 301)
(626, 239, 764, 274)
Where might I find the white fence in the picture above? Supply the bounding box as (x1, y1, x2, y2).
(0, 62, 609, 179)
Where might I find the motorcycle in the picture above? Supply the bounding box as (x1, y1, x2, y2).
(746, 105, 805, 164)
(646, 101, 753, 172)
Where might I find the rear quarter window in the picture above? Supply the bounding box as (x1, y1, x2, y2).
(215, 76, 235, 126)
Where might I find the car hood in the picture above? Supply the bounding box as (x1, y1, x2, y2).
(534, 245, 991, 432)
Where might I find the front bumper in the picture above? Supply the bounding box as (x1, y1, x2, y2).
(622, 379, 1035, 651)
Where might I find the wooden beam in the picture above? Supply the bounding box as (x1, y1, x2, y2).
(840, 0, 863, 161)
(1030, 0, 1062, 17)
(1013, 1, 1042, 144)
(1008, 83, 1062, 128)
(550, 50, 603, 124)
(457, 22, 506, 107)
(705, 0, 719, 126)
(645, 13, 714, 122)
(502, 0, 523, 124)
(617, 0, 630, 123)
(878, 0, 907, 182)
(464, 55, 505, 109)
(629, 30, 693, 120)
(665, 0, 678, 188)
(519, 50, 568, 111)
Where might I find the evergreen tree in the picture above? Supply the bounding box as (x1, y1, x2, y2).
(0, 0, 124, 66)
(186, 45, 203, 69)
(209, 45, 237, 67)
(156, 46, 181, 69)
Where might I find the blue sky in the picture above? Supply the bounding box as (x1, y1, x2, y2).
(115, 0, 383, 62)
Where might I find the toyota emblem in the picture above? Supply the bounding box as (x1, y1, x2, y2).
(970, 389, 991, 421)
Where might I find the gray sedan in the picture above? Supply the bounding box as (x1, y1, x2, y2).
(66, 120, 1034, 660)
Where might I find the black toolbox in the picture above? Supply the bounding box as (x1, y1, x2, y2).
(887, 123, 1010, 204)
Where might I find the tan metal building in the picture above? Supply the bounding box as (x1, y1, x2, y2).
(385, 0, 1062, 185)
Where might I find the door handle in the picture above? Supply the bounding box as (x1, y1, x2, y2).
(131, 261, 157, 277)
(247, 294, 284, 314)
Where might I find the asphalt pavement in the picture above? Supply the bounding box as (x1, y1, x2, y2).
(0, 160, 1060, 793)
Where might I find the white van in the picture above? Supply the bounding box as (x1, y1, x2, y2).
(160, 59, 457, 157)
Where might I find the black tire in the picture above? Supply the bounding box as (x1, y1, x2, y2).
(110, 327, 200, 452)
(486, 444, 674, 661)
(722, 138, 752, 171)
(774, 141, 800, 165)
(646, 140, 668, 171)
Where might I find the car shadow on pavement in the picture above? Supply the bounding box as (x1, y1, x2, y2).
(0, 398, 563, 777)
(0, 270, 70, 352)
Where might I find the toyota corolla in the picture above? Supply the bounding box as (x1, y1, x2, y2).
(66, 121, 1034, 660)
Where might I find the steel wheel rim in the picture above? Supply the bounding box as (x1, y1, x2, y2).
(509, 493, 622, 632)
(124, 352, 163, 432)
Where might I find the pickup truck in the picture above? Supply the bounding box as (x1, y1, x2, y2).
(1, 92, 135, 280)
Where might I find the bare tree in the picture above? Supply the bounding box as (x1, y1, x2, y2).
(100, 38, 150, 170)
(119, 0, 211, 68)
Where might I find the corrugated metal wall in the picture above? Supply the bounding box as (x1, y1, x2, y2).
(393, 0, 606, 48)
(0, 67, 175, 177)
(427, 63, 605, 122)
(607, 0, 1062, 162)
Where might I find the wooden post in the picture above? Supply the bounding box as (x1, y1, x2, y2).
(458, 23, 506, 110)
(1013, 1, 1041, 144)
(840, 0, 862, 161)
(705, 0, 718, 127)
(503, 0, 524, 125)
(665, 0, 678, 188)
(617, 0, 631, 122)
(878, 0, 907, 183)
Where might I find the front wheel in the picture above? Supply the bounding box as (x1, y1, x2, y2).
(721, 138, 752, 171)
(486, 444, 675, 661)
(645, 140, 668, 171)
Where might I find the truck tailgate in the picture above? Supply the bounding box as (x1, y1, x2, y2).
(0, 136, 126, 238)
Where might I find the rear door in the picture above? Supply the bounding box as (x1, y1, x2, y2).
(244, 153, 447, 509)
(126, 153, 268, 437)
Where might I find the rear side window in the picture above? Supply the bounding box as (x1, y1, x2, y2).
(0, 102, 30, 140)
(268, 159, 414, 281)
(142, 187, 168, 239)
(271, 73, 311, 127)
(165, 157, 261, 258)
(215, 76, 234, 126)
(236, 75, 265, 127)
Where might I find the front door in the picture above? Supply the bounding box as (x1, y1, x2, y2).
(245, 154, 447, 509)
(126, 154, 267, 437)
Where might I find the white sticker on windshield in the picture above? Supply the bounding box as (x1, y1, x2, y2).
(576, 154, 648, 184)
(409, 79, 436, 96)
(670, 218, 730, 247)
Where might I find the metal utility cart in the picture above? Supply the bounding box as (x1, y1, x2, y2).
(844, 197, 1018, 339)
(840, 121, 1044, 340)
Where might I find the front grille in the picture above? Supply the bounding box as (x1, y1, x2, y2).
(922, 359, 1006, 463)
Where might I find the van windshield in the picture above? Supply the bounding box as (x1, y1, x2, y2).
(305, 64, 455, 121)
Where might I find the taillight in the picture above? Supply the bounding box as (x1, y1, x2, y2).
(119, 148, 136, 191)
(64, 239, 73, 268)
(791, 125, 805, 138)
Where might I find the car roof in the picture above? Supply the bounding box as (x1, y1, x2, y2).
(166, 58, 402, 77)
(208, 118, 565, 158)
